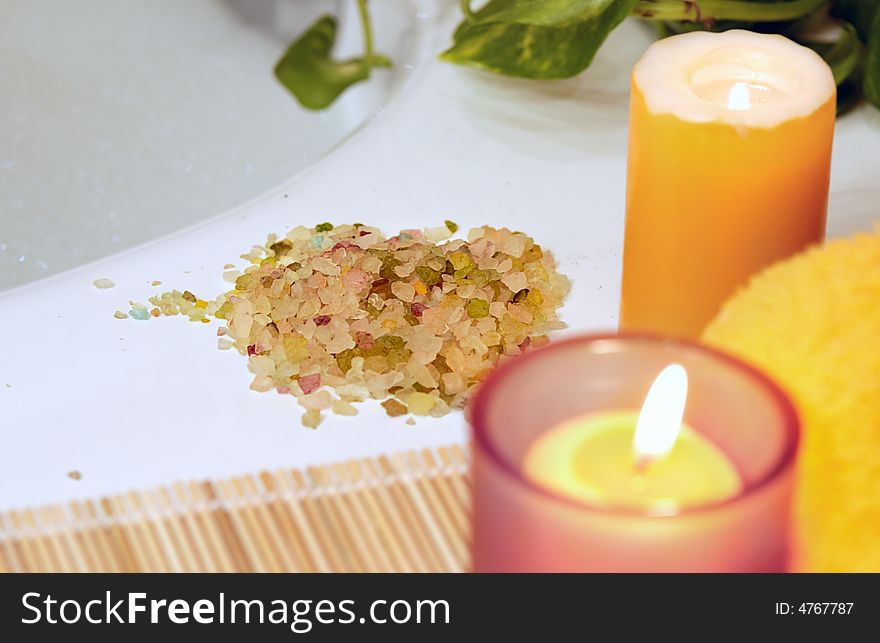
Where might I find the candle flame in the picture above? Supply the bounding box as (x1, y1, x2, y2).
(727, 82, 751, 111)
(633, 364, 688, 463)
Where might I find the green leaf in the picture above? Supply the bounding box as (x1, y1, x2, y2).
(833, 0, 880, 42)
(441, 0, 639, 79)
(804, 22, 862, 85)
(801, 20, 864, 114)
(274, 16, 389, 111)
(864, 8, 880, 108)
(464, 0, 628, 27)
(834, 0, 880, 109)
(632, 0, 830, 23)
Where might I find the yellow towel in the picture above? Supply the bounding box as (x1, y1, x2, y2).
(704, 228, 880, 572)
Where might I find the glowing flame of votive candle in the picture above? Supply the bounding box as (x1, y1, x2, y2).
(727, 82, 751, 111)
(633, 364, 689, 461)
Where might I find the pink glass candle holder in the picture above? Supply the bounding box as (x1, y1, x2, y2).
(470, 334, 800, 572)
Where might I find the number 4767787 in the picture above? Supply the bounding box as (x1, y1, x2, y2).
(776, 603, 854, 615)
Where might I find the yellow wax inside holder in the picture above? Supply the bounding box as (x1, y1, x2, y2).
(524, 410, 742, 515)
(620, 30, 836, 339)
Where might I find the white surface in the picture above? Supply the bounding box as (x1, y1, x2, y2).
(2, 7, 880, 510)
(0, 0, 416, 291)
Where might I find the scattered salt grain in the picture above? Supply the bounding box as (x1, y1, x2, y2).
(298, 373, 321, 395)
(302, 408, 322, 429)
(332, 399, 358, 416)
(382, 399, 409, 417)
(391, 281, 416, 302)
(299, 390, 332, 411)
(501, 271, 528, 292)
(407, 392, 436, 416)
(312, 256, 341, 276)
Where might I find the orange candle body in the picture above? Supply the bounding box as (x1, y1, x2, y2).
(620, 31, 836, 338)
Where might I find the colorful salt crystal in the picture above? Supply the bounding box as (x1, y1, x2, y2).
(411, 302, 427, 317)
(331, 399, 358, 416)
(501, 271, 528, 293)
(407, 392, 436, 416)
(302, 408, 322, 429)
(298, 373, 321, 395)
(144, 222, 570, 428)
(381, 399, 408, 417)
(355, 332, 375, 349)
(466, 298, 490, 319)
(391, 281, 416, 302)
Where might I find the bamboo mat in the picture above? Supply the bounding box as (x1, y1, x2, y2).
(0, 445, 471, 573)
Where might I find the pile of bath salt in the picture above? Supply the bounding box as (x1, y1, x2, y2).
(148, 223, 570, 427)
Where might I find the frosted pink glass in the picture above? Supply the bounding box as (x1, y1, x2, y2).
(470, 334, 800, 572)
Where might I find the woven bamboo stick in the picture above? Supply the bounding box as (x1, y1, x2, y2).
(307, 465, 369, 572)
(70, 501, 113, 572)
(0, 512, 22, 573)
(421, 449, 470, 546)
(157, 488, 203, 571)
(215, 478, 272, 572)
(401, 451, 467, 569)
(240, 475, 299, 572)
(259, 471, 315, 572)
(30, 508, 68, 572)
(358, 458, 425, 572)
(40, 506, 82, 573)
(274, 470, 332, 572)
(184, 482, 235, 573)
(289, 469, 347, 572)
(376, 456, 445, 572)
(198, 481, 250, 572)
(168, 482, 214, 573)
(8, 510, 46, 572)
(352, 459, 412, 571)
(332, 462, 394, 573)
(124, 491, 169, 573)
(106, 495, 151, 572)
(0, 446, 471, 573)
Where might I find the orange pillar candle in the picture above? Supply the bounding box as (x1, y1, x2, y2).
(620, 30, 836, 338)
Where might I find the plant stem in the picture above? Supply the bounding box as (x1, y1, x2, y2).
(632, 0, 830, 23)
(356, 0, 374, 61)
(460, 0, 475, 20)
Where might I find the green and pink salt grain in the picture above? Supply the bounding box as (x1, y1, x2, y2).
(93, 278, 115, 289)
